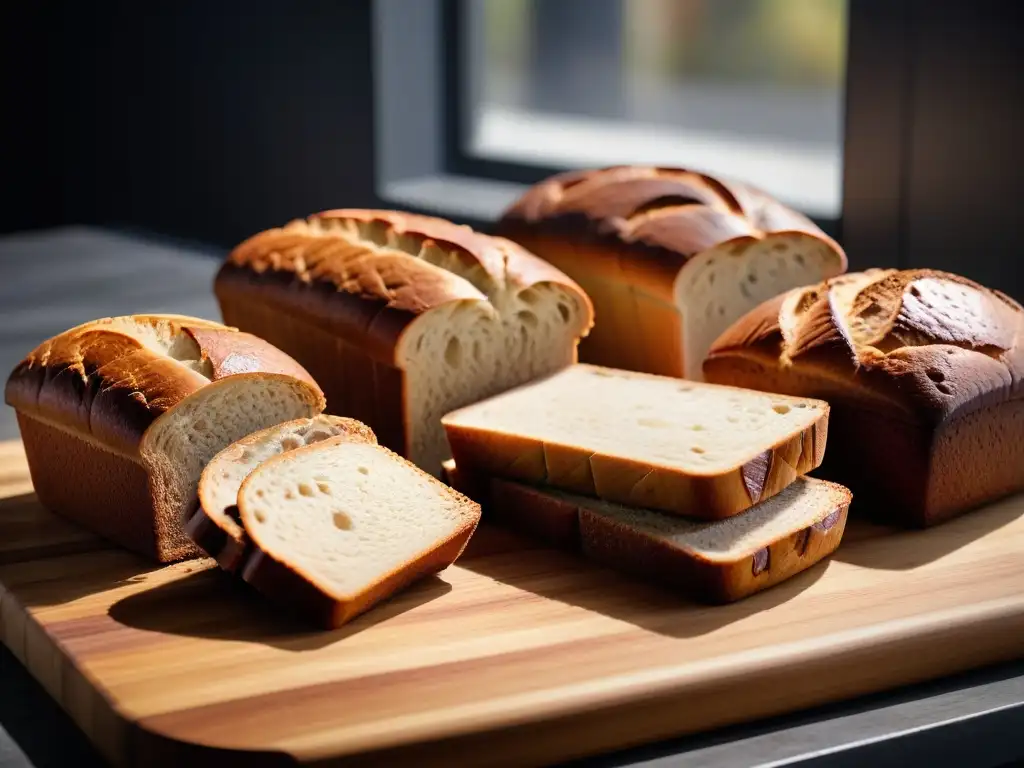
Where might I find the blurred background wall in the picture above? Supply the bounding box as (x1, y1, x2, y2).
(0, 0, 1020, 297)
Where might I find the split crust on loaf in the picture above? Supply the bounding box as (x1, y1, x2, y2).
(704, 268, 1024, 526)
(236, 438, 482, 629)
(4, 314, 325, 562)
(443, 461, 850, 603)
(442, 365, 829, 519)
(497, 166, 848, 379)
(215, 209, 595, 475)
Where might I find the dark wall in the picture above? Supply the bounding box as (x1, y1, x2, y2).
(1, 1, 379, 248)
(902, 1, 1023, 297)
(843, 0, 1023, 299)
(2, 1, 1022, 300)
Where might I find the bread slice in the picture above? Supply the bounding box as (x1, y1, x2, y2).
(443, 462, 850, 602)
(442, 364, 829, 519)
(187, 416, 377, 572)
(237, 438, 482, 628)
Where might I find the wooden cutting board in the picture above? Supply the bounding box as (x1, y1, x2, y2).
(2, 439, 1024, 768)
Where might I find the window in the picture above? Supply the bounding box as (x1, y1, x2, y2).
(452, 0, 848, 222)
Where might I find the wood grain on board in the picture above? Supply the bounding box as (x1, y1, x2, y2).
(1, 439, 1023, 767)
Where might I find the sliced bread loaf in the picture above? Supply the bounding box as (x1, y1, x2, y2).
(187, 416, 377, 572)
(237, 438, 481, 628)
(442, 364, 829, 519)
(443, 462, 850, 602)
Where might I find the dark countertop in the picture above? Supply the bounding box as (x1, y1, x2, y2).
(1, 227, 1023, 768)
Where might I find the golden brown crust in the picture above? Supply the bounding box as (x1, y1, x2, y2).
(704, 269, 1024, 525)
(4, 315, 321, 457)
(706, 269, 1024, 426)
(216, 209, 594, 367)
(499, 165, 844, 277)
(496, 166, 846, 378)
(5, 314, 325, 562)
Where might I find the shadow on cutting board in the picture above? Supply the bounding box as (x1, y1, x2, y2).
(833, 494, 1024, 571)
(456, 524, 828, 640)
(107, 570, 453, 651)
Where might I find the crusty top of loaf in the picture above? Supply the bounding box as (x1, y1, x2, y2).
(499, 166, 843, 261)
(215, 209, 593, 363)
(4, 314, 322, 457)
(706, 269, 1024, 425)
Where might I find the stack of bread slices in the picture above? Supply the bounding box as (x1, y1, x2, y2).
(441, 364, 852, 602)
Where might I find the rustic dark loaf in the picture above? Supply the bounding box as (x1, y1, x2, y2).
(4, 315, 325, 561)
(497, 166, 847, 380)
(703, 269, 1024, 526)
(214, 209, 594, 476)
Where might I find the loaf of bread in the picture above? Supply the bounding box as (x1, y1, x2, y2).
(442, 364, 829, 519)
(497, 166, 847, 380)
(4, 315, 325, 562)
(238, 437, 481, 629)
(214, 209, 594, 476)
(443, 461, 850, 603)
(703, 269, 1024, 526)
(188, 415, 377, 572)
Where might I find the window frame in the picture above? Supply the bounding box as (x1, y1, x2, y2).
(374, 0, 913, 264)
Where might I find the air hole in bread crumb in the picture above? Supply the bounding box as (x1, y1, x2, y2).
(638, 417, 672, 429)
(472, 339, 483, 362)
(557, 303, 571, 322)
(718, 306, 726, 316)
(280, 436, 302, 451)
(298, 483, 316, 497)
(358, 466, 370, 475)
(679, 385, 693, 392)
(691, 446, 706, 454)
(708, 272, 716, 286)
(926, 368, 945, 383)
(592, 369, 615, 377)
(285, 489, 295, 500)
(517, 310, 539, 328)
(747, 273, 758, 284)
(256, 489, 265, 498)
(690, 424, 705, 431)
(193, 419, 208, 431)
(727, 415, 739, 423)
(317, 482, 332, 495)
(519, 289, 540, 306)
(936, 382, 952, 395)
(445, 337, 463, 368)
(332, 512, 352, 530)
(772, 405, 791, 415)
(254, 511, 266, 524)
(794, 253, 805, 265)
